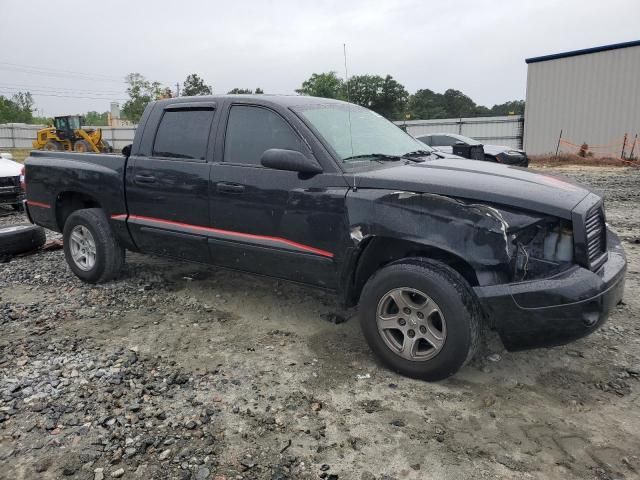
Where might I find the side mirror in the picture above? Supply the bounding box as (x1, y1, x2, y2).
(260, 149, 323, 174)
(122, 144, 132, 157)
(454, 141, 466, 146)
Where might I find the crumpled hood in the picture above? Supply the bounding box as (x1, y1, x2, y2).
(353, 158, 593, 219)
(0, 157, 22, 177)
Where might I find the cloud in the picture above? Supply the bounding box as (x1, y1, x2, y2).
(0, 0, 637, 116)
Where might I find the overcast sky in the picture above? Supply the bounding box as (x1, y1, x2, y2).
(1, 0, 638, 117)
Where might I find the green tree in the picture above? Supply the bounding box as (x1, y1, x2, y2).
(490, 100, 525, 115)
(122, 73, 164, 123)
(255, 87, 264, 94)
(347, 74, 408, 120)
(227, 88, 254, 94)
(442, 89, 477, 118)
(0, 92, 34, 123)
(83, 111, 109, 126)
(182, 73, 212, 96)
(296, 72, 346, 99)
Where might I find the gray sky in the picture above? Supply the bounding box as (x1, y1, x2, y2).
(1, 0, 638, 117)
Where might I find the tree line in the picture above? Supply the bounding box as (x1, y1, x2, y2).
(296, 71, 524, 120)
(0, 71, 524, 125)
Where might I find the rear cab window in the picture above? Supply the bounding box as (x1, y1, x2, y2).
(153, 109, 215, 161)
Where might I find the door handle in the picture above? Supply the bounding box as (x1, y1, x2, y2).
(216, 182, 245, 194)
(135, 174, 156, 184)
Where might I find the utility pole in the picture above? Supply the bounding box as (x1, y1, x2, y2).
(175, 82, 180, 97)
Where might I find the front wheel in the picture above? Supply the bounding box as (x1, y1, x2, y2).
(359, 259, 481, 381)
(63, 208, 124, 283)
(74, 140, 92, 152)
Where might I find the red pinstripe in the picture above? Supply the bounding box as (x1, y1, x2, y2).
(26, 200, 50, 209)
(111, 213, 334, 258)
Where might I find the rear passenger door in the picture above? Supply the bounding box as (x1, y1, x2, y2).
(207, 102, 347, 288)
(124, 103, 216, 262)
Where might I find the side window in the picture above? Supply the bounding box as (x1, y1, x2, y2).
(152, 109, 214, 160)
(224, 105, 303, 166)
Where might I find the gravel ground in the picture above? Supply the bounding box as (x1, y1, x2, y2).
(1, 165, 639, 480)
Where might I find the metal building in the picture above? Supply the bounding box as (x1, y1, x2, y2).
(524, 40, 640, 156)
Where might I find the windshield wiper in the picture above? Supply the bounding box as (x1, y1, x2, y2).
(403, 150, 436, 159)
(343, 153, 426, 163)
(342, 153, 405, 162)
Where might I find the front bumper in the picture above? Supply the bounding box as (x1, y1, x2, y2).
(474, 229, 626, 350)
(0, 185, 24, 205)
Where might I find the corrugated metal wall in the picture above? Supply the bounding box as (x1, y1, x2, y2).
(524, 45, 640, 156)
(398, 116, 524, 149)
(0, 124, 136, 150)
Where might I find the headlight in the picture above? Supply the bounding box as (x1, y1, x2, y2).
(513, 219, 574, 281)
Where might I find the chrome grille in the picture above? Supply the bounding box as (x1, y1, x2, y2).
(0, 176, 19, 187)
(585, 206, 606, 267)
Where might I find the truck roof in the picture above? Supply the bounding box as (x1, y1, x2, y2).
(154, 94, 351, 108)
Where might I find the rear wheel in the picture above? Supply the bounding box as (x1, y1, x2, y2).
(44, 141, 62, 151)
(359, 259, 481, 381)
(63, 208, 124, 283)
(74, 140, 92, 152)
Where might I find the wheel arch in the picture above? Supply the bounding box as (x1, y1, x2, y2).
(55, 191, 103, 231)
(344, 236, 480, 308)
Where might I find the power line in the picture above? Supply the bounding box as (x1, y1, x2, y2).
(0, 88, 127, 101)
(0, 65, 125, 84)
(0, 82, 126, 96)
(0, 61, 124, 81)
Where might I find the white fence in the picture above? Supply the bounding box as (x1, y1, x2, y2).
(0, 124, 137, 151)
(397, 115, 524, 149)
(2, 115, 525, 152)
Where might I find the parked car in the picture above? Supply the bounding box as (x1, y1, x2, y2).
(417, 133, 529, 167)
(24, 96, 626, 380)
(0, 152, 24, 210)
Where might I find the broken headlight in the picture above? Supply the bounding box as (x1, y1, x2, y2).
(512, 219, 574, 281)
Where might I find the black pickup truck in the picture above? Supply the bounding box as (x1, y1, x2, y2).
(24, 95, 626, 380)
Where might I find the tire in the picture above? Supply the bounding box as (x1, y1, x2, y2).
(359, 258, 481, 381)
(63, 208, 124, 283)
(484, 154, 498, 162)
(0, 224, 46, 256)
(12, 203, 24, 212)
(74, 140, 92, 152)
(44, 141, 62, 151)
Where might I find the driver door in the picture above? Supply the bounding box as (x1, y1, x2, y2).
(207, 102, 347, 288)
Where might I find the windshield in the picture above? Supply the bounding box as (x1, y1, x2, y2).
(68, 116, 81, 129)
(296, 103, 432, 165)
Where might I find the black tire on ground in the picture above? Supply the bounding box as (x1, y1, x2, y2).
(74, 140, 92, 152)
(359, 258, 482, 381)
(44, 141, 62, 151)
(0, 224, 46, 256)
(63, 208, 124, 283)
(484, 154, 498, 162)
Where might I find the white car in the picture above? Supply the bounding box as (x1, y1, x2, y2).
(0, 153, 25, 210)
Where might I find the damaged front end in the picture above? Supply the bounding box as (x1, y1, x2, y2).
(504, 211, 576, 282)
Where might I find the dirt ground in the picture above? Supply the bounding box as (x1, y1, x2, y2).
(1, 165, 639, 480)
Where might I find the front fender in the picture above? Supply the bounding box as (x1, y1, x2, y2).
(344, 189, 518, 286)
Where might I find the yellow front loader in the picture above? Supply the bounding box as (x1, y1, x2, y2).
(32, 115, 112, 153)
